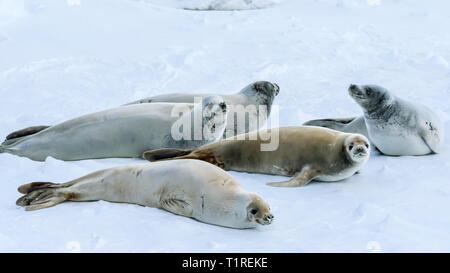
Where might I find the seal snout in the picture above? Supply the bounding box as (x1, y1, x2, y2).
(353, 145, 368, 158)
(348, 84, 364, 99)
(273, 83, 280, 95)
(262, 213, 274, 225)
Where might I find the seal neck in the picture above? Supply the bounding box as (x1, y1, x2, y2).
(239, 89, 274, 115)
(364, 99, 397, 121)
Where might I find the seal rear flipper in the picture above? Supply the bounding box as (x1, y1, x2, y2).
(266, 166, 322, 187)
(5, 125, 50, 141)
(143, 148, 224, 169)
(18, 182, 59, 194)
(142, 148, 194, 162)
(303, 117, 357, 130)
(16, 187, 68, 211)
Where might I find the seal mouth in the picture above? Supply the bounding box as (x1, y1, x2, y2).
(256, 219, 272, 225)
(349, 90, 365, 99)
(353, 151, 368, 158)
(255, 214, 274, 225)
(352, 146, 369, 159)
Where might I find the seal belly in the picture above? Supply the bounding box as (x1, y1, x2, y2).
(368, 121, 432, 156)
(371, 130, 431, 155)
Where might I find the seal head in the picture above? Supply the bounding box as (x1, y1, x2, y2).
(240, 81, 280, 113)
(348, 84, 394, 113)
(344, 134, 370, 163)
(246, 193, 273, 225)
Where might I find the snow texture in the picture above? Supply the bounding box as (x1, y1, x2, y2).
(0, 0, 450, 252)
(135, 0, 283, 10)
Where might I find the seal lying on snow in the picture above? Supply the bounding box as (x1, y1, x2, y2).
(6, 81, 279, 140)
(5, 81, 279, 140)
(304, 84, 444, 156)
(16, 159, 273, 229)
(143, 126, 370, 187)
(1, 96, 228, 161)
(127, 81, 280, 138)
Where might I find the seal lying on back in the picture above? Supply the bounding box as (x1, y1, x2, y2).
(1, 96, 228, 161)
(16, 159, 273, 229)
(143, 126, 371, 187)
(304, 84, 444, 156)
(127, 81, 280, 138)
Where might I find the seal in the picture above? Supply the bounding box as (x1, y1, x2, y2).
(143, 126, 371, 187)
(5, 81, 279, 141)
(1, 96, 228, 161)
(15, 159, 273, 229)
(304, 84, 444, 156)
(126, 81, 280, 138)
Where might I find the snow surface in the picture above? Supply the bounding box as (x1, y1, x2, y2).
(1, 0, 450, 252)
(136, 0, 283, 11)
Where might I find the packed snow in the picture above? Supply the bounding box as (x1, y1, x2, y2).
(137, 0, 283, 11)
(1, 0, 450, 252)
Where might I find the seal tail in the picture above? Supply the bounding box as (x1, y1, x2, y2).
(16, 181, 73, 211)
(0, 143, 12, 153)
(142, 148, 195, 162)
(303, 117, 357, 130)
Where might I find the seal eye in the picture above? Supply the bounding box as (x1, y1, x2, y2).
(349, 144, 354, 150)
(365, 144, 369, 148)
(365, 87, 372, 96)
(250, 208, 259, 215)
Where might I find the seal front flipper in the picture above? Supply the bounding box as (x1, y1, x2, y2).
(160, 198, 194, 217)
(420, 121, 442, 154)
(5, 125, 50, 141)
(266, 166, 322, 187)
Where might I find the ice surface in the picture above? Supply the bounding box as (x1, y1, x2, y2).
(0, 0, 450, 252)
